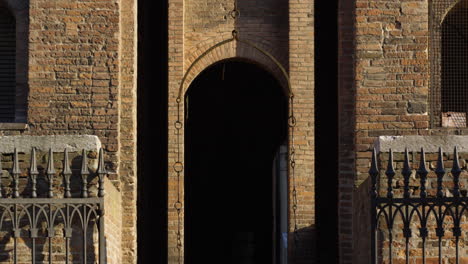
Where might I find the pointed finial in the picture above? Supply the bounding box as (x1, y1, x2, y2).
(63, 149, 72, 198)
(97, 148, 106, 174)
(402, 148, 412, 199)
(46, 149, 55, 175)
(12, 148, 20, 175)
(80, 149, 89, 198)
(452, 146, 461, 198)
(46, 148, 55, 198)
(12, 148, 20, 198)
(369, 148, 379, 198)
(30, 148, 38, 174)
(435, 147, 445, 198)
(97, 148, 106, 197)
(417, 148, 428, 174)
(369, 148, 379, 175)
(29, 148, 38, 198)
(63, 149, 72, 175)
(452, 146, 461, 173)
(417, 148, 428, 198)
(403, 148, 411, 173)
(436, 147, 445, 174)
(81, 149, 88, 175)
(386, 149, 395, 199)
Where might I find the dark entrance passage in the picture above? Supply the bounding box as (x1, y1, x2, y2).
(185, 60, 288, 264)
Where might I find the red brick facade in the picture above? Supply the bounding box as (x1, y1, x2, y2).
(168, 0, 314, 262)
(337, 0, 468, 263)
(0, 0, 137, 263)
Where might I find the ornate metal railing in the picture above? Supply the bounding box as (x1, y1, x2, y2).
(0, 148, 107, 264)
(370, 147, 468, 264)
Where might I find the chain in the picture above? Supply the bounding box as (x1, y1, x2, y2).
(289, 94, 299, 258)
(172, 1, 300, 262)
(174, 97, 183, 263)
(228, 0, 240, 20)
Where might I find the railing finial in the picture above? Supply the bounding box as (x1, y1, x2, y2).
(385, 149, 395, 199)
(402, 148, 412, 199)
(12, 148, 21, 198)
(63, 149, 72, 198)
(417, 147, 428, 199)
(435, 147, 445, 198)
(80, 149, 89, 198)
(46, 148, 55, 198)
(452, 146, 461, 198)
(97, 148, 106, 197)
(30, 148, 38, 198)
(369, 148, 379, 198)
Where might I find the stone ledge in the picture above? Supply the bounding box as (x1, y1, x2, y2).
(0, 123, 28, 130)
(0, 135, 101, 153)
(375, 135, 468, 153)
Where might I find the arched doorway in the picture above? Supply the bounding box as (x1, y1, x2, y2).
(185, 60, 288, 263)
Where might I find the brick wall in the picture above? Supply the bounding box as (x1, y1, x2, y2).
(0, 0, 122, 173)
(337, 0, 468, 262)
(119, 0, 137, 263)
(0, 0, 139, 263)
(104, 177, 123, 264)
(288, 0, 315, 262)
(344, 0, 431, 262)
(168, 0, 314, 262)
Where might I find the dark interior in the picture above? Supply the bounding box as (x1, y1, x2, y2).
(441, 2, 468, 116)
(137, 0, 339, 262)
(315, 0, 339, 262)
(137, 0, 168, 263)
(184, 60, 288, 264)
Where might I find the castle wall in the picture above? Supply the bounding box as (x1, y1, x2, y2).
(0, 0, 138, 263)
(168, 0, 314, 262)
(339, 0, 468, 262)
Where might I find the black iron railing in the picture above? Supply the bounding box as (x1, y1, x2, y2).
(370, 147, 468, 264)
(0, 148, 107, 264)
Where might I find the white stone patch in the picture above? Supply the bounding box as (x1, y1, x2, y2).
(0, 135, 101, 153)
(375, 135, 468, 153)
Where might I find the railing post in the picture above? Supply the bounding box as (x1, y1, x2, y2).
(99, 206, 106, 264)
(369, 148, 379, 264)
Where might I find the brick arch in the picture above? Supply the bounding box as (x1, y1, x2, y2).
(438, 0, 467, 24)
(181, 35, 290, 98)
(0, 0, 28, 123)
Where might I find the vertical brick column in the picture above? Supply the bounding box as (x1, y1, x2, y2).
(168, 0, 184, 262)
(349, 0, 430, 262)
(289, 0, 315, 263)
(338, 0, 356, 263)
(120, 0, 137, 263)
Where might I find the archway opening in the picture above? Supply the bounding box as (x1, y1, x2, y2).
(185, 60, 288, 263)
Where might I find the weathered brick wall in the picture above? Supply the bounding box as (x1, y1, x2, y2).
(0, 0, 122, 175)
(0, 0, 138, 263)
(168, 0, 314, 262)
(349, 0, 431, 262)
(288, 0, 314, 262)
(104, 177, 123, 264)
(339, 0, 468, 262)
(119, 0, 137, 263)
